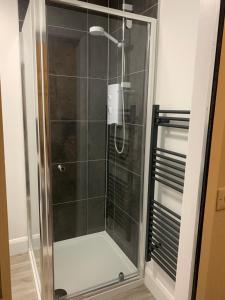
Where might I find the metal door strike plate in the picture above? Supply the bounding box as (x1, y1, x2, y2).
(216, 187, 225, 211)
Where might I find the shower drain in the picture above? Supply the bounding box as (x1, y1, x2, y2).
(54, 289, 67, 299)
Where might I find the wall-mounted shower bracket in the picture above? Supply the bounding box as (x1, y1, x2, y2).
(122, 3, 133, 29)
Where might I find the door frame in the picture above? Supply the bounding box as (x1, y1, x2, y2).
(0, 83, 12, 300)
(192, 1, 225, 299)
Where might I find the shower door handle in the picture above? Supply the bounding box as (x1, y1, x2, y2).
(57, 164, 66, 173)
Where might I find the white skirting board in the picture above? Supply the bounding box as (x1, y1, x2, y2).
(144, 262, 175, 300)
(9, 234, 40, 256)
(9, 236, 28, 256)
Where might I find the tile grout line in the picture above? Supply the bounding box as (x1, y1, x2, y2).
(108, 158, 141, 177)
(49, 70, 146, 80)
(50, 119, 107, 122)
(52, 159, 106, 165)
(50, 121, 143, 126)
(141, 3, 158, 16)
(49, 73, 108, 81)
(109, 68, 147, 80)
(53, 195, 106, 206)
(48, 24, 88, 33)
(107, 199, 139, 226)
(124, 122, 144, 127)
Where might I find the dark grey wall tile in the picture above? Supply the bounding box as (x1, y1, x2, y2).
(52, 162, 87, 204)
(88, 160, 106, 197)
(113, 206, 139, 266)
(110, 0, 158, 16)
(143, 4, 158, 18)
(115, 165, 140, 223)
(124, 71, 146, 125)
(108, 30, 120, 78)
(47, 5, 87, 31)
(109, 21, 148, 76)
(88, 122, 106, 160)
(49, 76, 87, 121)
(115, 124, 143, 174)
(109, 15, 123, 36)
(88, 0, 109, 6)
(88, 79, 107, 121)
(125, 21, 148, 74)
(133, 0, 158, 15)
(51, 121, 87, 163)
(88, 10, 108, 29)
(107, 160, 116, 202)
(109, 22, 148, 77)
(108, 0, 119, 10)
(87, 3, 109, 80)
(87, 197, 105, 233)
(53, 200, 87, 242)
(108, 124, 116, 162)
(88, 35, 108, 79)
(106, 199, 114, 236)
(48, 26, 87, 77)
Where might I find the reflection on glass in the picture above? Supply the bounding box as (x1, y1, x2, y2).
(21, 4, 41, 277)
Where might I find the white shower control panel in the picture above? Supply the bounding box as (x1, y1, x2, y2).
(107, 84, 122, 125)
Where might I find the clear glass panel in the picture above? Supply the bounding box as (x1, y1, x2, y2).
(21, 4, 41, 278)
(46, 3, 150, 297)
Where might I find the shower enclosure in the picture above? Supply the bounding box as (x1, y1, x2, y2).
(21, 0, 156, 299)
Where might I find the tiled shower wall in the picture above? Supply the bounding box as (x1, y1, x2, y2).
(47, 4, 108, 241)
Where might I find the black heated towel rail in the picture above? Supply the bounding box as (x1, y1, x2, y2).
(146, 105, 190, 281)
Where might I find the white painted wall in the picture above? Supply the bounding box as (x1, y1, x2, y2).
(145, 0, 220, 300)
(145, 1, 199, 298)
(175, 0, 220, 298)
(0, 0, 28, 255)
(155, 1, 199, 110)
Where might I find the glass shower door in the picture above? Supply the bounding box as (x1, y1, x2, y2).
(46, 1, 154, 298)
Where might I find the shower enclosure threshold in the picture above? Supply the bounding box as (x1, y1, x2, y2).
(54, 231, 137, 296)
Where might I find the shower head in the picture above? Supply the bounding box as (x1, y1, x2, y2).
(89, 26, 122, 47)
(89, 26, 105, 36)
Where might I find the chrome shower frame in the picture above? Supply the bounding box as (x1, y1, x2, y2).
(30, 0, 157, 299)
